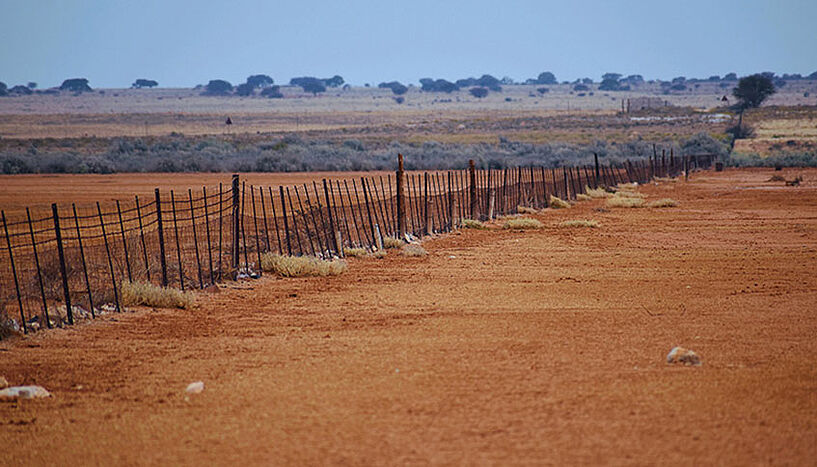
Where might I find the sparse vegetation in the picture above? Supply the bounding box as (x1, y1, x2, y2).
(559, 220, 600, 228)
(383, 237, 403, 249)
(120, 281, 194, 309)
(606, 196, 645, 208)
(647, 198, 679, 208)
(517, 206, 539, 214)
(768, 174, 786, 182)
(585, 187, 612, 198)
(260, 254, 347, 277)
(373, 250, 388, 259)
(503, 218, 544, 229)
(400, 244, 427, 257)
(343, 247, 368, 257)
(549, 195, 571, 209)
(576, 194, 591, 201)
(614, 189, 645, 199)
(461, 219, 487, 229)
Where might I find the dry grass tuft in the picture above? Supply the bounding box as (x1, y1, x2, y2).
(504, 218, 544, 230)
(400, 244, 428, 257)
(647, 198, 679, 208)
(549, 195, 571, 209)
(261, 253, 347, 277)
(585, 187, 612, 198)
(343, 247, 368, 257)
(576, 193, 592, 201)
(373, 250, 388, 259)
(461, 219, 487, 229)
(383, 237, 403, 249)
(517, 206, 539, 214)
(614, 190, 646, 199)
(559, 219, 600, 228)
(606, 197, 644, 208)
(654, 177, 677, 183)
(120, 281, 194, 309)
(768, 174, 786, 182)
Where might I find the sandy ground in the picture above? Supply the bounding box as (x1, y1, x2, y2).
(1, 168, 816, 465)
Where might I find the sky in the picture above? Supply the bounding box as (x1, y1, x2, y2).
(1, 0, 815, 89)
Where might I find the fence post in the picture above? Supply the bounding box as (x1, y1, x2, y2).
(447, 171, 454, 230)
(72, 204, 94, 319)
(469, 160, 477, 219)
(115, 201, 132, 283)
(396, 154, 406, 239)
(231, 174, 240, 269)
(2, 211, 27, 334)
(423, 172, 429, 235)
(52, 204, 74, 325)
(684, 156, 689, 181)
(189, 189, 205, 287)
(594, 153, 600, 186)
(155, 189, 168, 287)
(26, 208, 51, 328)
(323, 179, 339, 254)
(96, 202, 121, 312)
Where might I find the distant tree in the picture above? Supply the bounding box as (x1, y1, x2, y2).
(536, 72, 557, 84)
(671, 76, 686, 84)
(573, 84, 589, 91)
(599, 78, 627, 91)
(294, 77, 326, 95)
(0, 82, 7, 97)
(669, 83, 687, 91)
(235, 82, 255, 96)
(378, 81, 408, 95)
(9, 85, 33, 95)
(733, 74, 775, 109)
(759, 71, 775, 80)
(475, 74, 501, 91)
(808, 71, 817, 80)
(469, 87, 489, 98)
(581, 77, 594, 84)
(394, 96, 404, 104)
(722, 72, 737, 81)
(202, 79, 233, 96)
(323, 75, 344, 87)
(132, 79, 158, 88)
(246, 74, 274, 88)
(622, 75, 644, 85)
(500, 76, 515, 85)
(27, 82, 37, 89)
(601, 72, 622, 82)
(260, 85, 283, 98)
(60, 78, 92, 93)
(781, 73, 802, 80)
(420, 78, 458, 93)
(708, 75, 721, 81)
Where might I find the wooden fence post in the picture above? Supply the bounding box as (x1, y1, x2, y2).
(155, 189, 168, 287)
(96, 202, 121, 312)
(594, 153, 600, 186)
(52, 204, 74, 325)
(469, 160, 477, 219)
(72, 204, 94, 318)
(396, 154, 406, 239)
(447, 171, 454, 230)
(323, 179, 339, 254)
(2, 211, 26, 333)
(231, 174, 240, 269)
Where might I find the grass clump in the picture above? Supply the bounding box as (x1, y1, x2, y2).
(400, 244, 428, 257)
(343, 247, 368, 257)
(605, 197, 645, 208)
(647, 198, 679, 208)
(260, 253, 347, 277)
(503, 218, 544, 230)
(517, 206, 539, 214)
(120, 281, 194, 309)
(549, 195, 571, 209)
(461, 219, 487, 229)
(614, 190, 645, 199)
(383, 237, 404, 249)
(768, 174, 786, 182)
(576, 193, 592, 201)
(559, 219, 600, 228)
(585, 187, 612, 198)
(373, 249, 388, 259)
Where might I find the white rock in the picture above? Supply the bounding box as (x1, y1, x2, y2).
(185, 381, 205, 394)
(0, 376, 8, 389)
(0, 385, 52, 400)
(667, 346, 702, 366)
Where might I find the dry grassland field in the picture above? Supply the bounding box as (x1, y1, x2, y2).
(1, 168, 817, 464)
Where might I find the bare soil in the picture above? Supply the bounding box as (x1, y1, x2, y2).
(1, 168, 816, 465)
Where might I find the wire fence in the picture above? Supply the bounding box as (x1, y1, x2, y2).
(0, 152, 713, 335)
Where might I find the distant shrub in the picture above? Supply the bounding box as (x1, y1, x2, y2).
(260, 85, 283, 98)
(536, 87, 549, 94)
(573, 84, 589, 91)
(378, 81, 408, 95)
(470, 87, 489, 98)
(503, 218, 543, 229)
(60, 78, 92, 93)
(132, 79, 158, 88)
(202, 79, 233, 96)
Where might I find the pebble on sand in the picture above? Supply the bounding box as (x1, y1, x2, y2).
(666, 346, 702, 366)
(0, 385, 52, 400)
(185, 381, 205, 394)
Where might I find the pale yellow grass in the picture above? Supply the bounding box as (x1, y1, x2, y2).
(383, 237, 403, 249)
(120, 281, 194, 309)
(559, 219, 601, 228)
(461, 219, 487, 229)
(517, 206, 540, 214)
(584, 187, 612, 198)
(606, 197, 645, 208)
(400, 244, 428, 257)
(343, 247, 368, 257)
(504, 218, 544, 230)
(260, 253, 347, 277)
(549, 195, 571, 209)
(576, 194, 592, 201)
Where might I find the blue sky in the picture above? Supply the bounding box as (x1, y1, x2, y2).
(1, 0, 815, 88)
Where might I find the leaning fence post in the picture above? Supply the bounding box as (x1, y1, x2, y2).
(170, 191, 185, 291)
(135, 196, 150, 282)
(279, 186, 292, 255)
(115, 200, 133, 283)
(155, 189, 168, 287)
(468, 160, 477, 219)
(97, 203, 121, 313)
(447, 171, 454, 230)
(231, 174, 240, 269)
(2, 211, 26, 334)
(322, 179, 339, 254)
(27, 208, 51, 328)
(423, 172, 430, 235)
(72, 204, 94, 318)
(52, 204, 74, 325)
(396, 154, 406, 239)
(188, 189, 205, 288)
(250, 186, 263, 275)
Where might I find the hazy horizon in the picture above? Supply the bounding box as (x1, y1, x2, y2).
(1, 0, 815, 89)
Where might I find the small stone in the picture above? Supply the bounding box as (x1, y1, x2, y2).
(185, 381, 204, 394)
(0, 376, 8, 389)
(667, 346, 702, 366)
(0, 385, 52, 401)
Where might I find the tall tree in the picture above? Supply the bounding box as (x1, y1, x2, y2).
(733, 74, 775, 109)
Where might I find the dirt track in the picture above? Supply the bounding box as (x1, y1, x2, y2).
(2, 168, 816, 465)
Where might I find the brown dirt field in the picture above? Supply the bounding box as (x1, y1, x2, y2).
(2, 168, 817, 465)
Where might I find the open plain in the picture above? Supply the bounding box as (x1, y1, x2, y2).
(1, 168, 816, 464)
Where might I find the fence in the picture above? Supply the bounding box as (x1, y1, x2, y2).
(0, 152, 713, 335)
